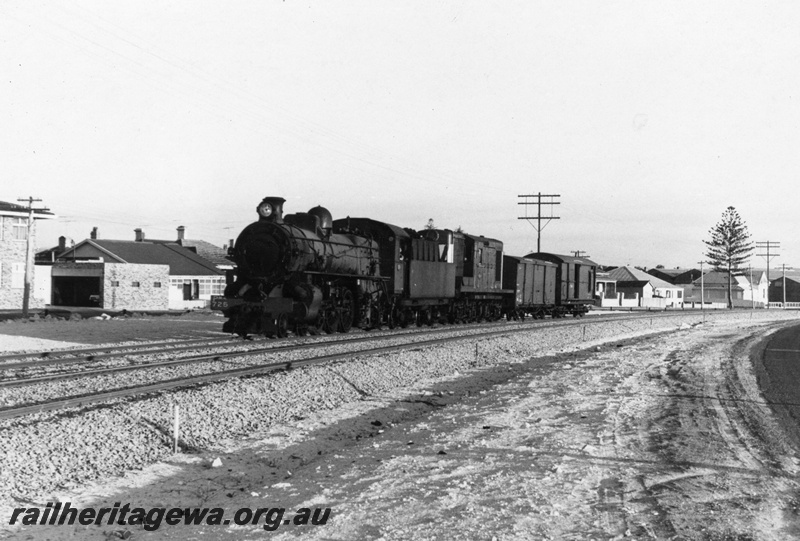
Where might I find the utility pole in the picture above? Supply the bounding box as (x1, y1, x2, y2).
(518, 193, 560, 253)
(782, 263, 793, 307)
(698, 261, 704, 310)
(756, 241, 780, 307)
(17, 197, 43, 318)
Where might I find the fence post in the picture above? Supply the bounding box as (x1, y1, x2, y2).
(173, 404, 180, 454)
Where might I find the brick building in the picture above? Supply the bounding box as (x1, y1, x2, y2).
(54, 231, 225, 310)
(0, 200, 55, 309)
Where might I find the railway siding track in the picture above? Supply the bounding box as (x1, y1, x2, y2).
(0, 310, 704, 375)
(0, 312, 705, 421)
(0, 325, 554, 420)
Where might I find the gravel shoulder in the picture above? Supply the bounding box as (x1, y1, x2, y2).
(2, 311, 800, 540)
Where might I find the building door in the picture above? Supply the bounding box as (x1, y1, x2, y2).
(52, 276, 101, 306)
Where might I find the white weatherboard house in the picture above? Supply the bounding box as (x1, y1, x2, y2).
(605, 266, 684, 308)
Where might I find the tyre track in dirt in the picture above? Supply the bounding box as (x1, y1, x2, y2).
(638, 322, 800, 539)
(5, 317, 800, 540)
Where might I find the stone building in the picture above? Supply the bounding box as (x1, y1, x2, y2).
(54, 232, 225, 310)
(0, 200, 55, 309)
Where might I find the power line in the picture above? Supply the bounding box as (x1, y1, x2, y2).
(517, 193, 560, 253)
(756, 240, 780, 304)
(16, 197, 45, 317)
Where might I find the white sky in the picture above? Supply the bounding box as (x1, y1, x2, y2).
(2, 1, 798, 268)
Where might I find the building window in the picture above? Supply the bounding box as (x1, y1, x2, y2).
(677, 290, 683, 298)
(111, 281, 119, 287)
(132, 281, 140, 287)
(9, 218, 27, 241)
(154, 282, 162, 287)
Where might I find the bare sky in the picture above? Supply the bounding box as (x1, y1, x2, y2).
(2, 1, 798, 268)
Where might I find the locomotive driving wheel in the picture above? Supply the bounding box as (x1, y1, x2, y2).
(338, 289, 354, 333)
(324, 307, 339, 334)
(309, 313, 324, 335)
(275, 313, 289, 338)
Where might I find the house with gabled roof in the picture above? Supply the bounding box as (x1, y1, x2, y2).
(769, 275, 800, 304)
(690, 270, 744, 305)
(737, 270, 767, 306)
(606, 266, 684, 307)
(647, 267, 701, 285)
(53, 231, 225, 310)
(148, 226, 234, 271)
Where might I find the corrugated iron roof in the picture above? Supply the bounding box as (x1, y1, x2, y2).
(606, 266, 679, 289)
(60, 240, 222, 276)
(0, 200, 55, 218)
(149, 238, 232, 269)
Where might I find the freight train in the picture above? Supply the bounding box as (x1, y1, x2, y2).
(211, 196, 596, 338)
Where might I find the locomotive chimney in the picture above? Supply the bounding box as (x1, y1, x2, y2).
(134, 228, 145, 242)
(177, 225, 185, 241)
(90, 226, 98, 240)
(256, 196, 286, 224)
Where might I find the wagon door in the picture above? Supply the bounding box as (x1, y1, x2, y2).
(544, 264, 556, 305)
(532, 262, 544, 305)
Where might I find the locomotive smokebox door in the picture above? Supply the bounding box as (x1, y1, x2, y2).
(256, 196, 286, 223)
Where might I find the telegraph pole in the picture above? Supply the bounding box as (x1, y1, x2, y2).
(782, 263, 793, 307)
(698, 261, 704, 310)
(518, 193, 560, 253)
(17, 197, 43, 318)
(756, 241, 780, 306)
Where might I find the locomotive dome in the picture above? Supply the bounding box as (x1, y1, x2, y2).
(308, 205, 333, 230)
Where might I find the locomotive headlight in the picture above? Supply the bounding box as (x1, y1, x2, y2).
(257, 202, 273, 218)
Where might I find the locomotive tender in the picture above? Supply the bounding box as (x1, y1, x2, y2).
(212, 196, 596, 337)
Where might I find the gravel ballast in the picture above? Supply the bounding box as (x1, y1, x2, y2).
(1, 310, 798, 514)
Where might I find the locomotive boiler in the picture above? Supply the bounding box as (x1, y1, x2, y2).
(215, 197, 384, 337)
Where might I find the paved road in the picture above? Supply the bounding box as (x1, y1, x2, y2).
(757, 322, 800, 447)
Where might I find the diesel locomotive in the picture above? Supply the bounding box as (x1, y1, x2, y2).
(212, 196, 597, 338)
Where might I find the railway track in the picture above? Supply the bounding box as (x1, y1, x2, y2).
(0, 310, 710, 421)
(0, 310, 702, 379)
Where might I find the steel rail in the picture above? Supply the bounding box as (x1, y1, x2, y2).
(0, 310, 709, 381)
(0, 336, 244, 363)
(0, 310, 716, 421)
(0, 327, 519, 420)
(1, 320, 551, 387)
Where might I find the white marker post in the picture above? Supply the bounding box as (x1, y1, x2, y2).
(173, 404, 180, 454)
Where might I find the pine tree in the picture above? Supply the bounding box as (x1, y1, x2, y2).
(703, 206, 754, 308)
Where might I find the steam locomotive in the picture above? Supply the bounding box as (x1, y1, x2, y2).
(211, 196, 597, 338)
